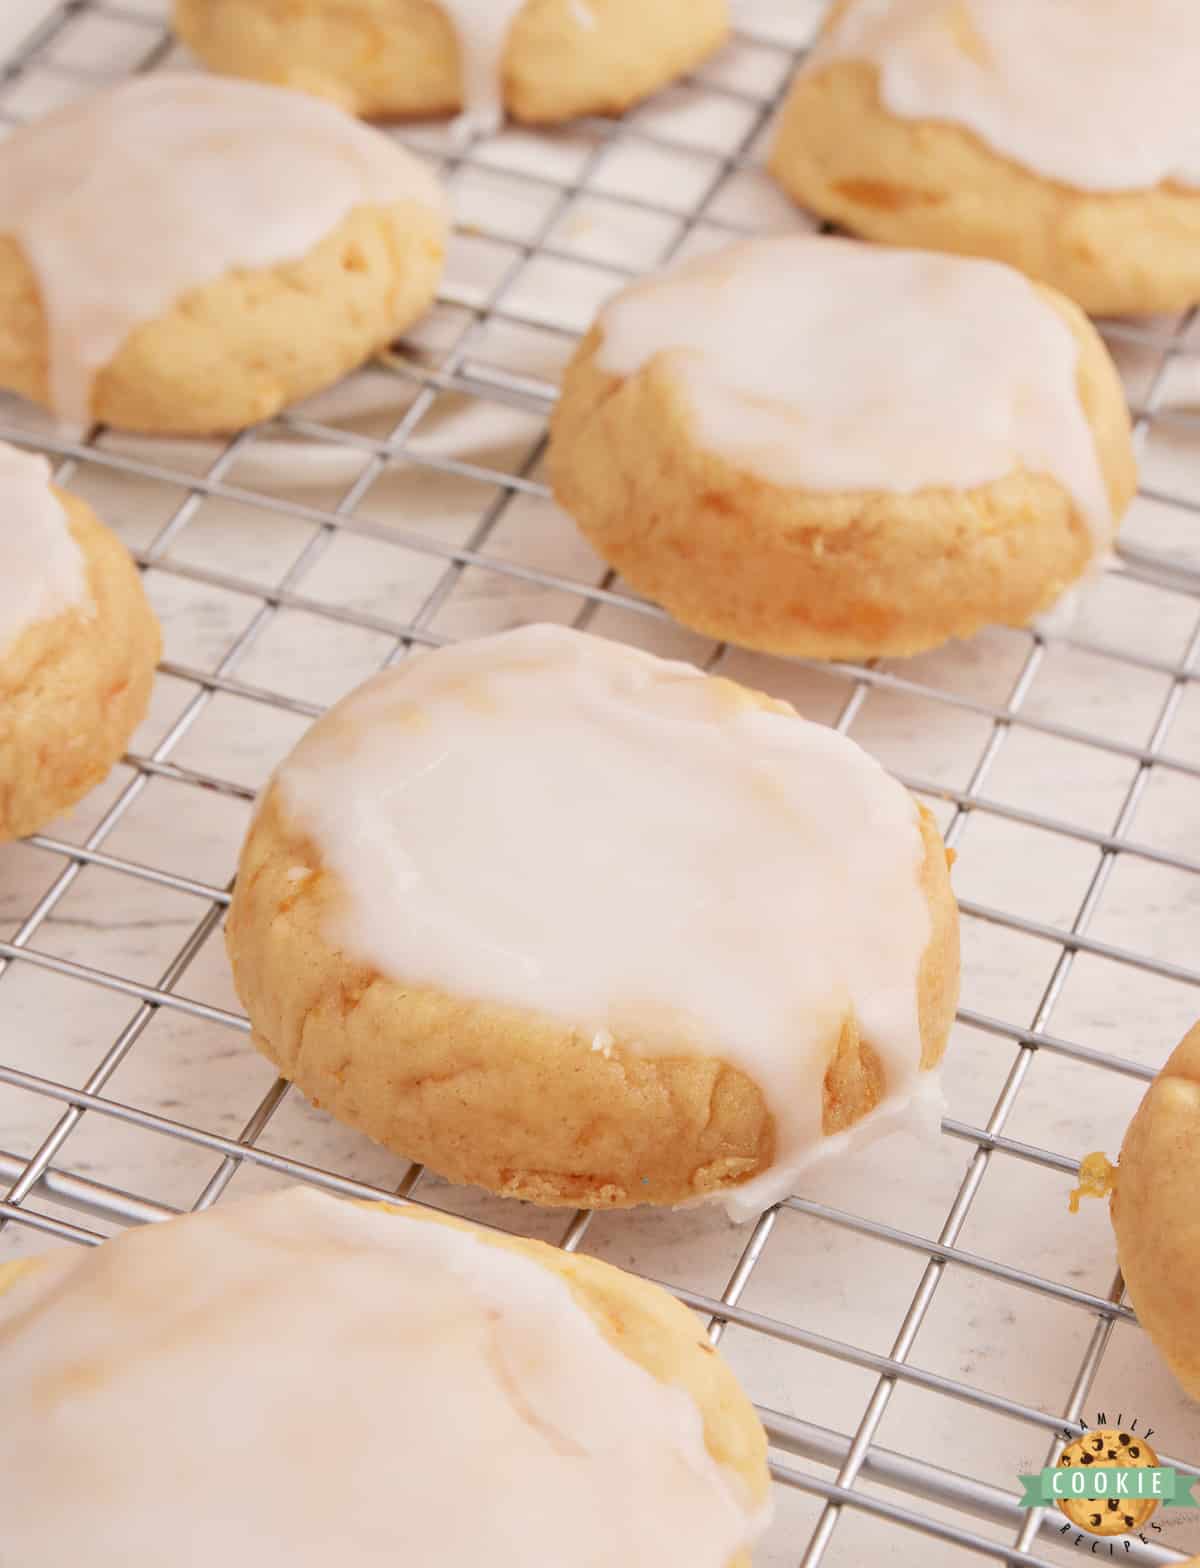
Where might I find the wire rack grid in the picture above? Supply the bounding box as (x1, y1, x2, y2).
(2, 3, 1200, 1565)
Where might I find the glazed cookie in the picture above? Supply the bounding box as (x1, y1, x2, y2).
(0, 443, 160, 843)
(0, 1186, 770, 1565)
(226, 624, 960, 1214)
(548, 236, 1135, 660)
(0, 76, 447, 434)
(1109, 1020, 1200, 1400)
(174, 0, 728, 131)
(770, 0, 1200, 317)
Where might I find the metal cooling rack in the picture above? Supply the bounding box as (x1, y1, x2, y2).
(2, 3, 1200, 1564)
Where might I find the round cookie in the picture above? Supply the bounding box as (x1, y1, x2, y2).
(174, 0, 729, 131)
(1053, 1428, 1158, 1537)
(0, 1185, 770, 1566)
(769, 0, 1200, 317)
(0, 442, 160, 843)
(547, 235, 1136, 661)
(1110, 1020, 1200, 1400)
(0, 76, 447, 434)
(226, 623, 960, 1214)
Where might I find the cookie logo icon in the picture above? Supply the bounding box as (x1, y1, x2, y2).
(1053, 1429, 1160, 1537)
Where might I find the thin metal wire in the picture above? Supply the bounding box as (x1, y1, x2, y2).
(1, 6, 1198, 1565)
(798, 297, 1200, 1568)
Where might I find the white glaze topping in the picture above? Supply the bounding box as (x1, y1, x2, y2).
(809, 0, 1200, 193)
(442, 0, 528, 133)
(0, 1186, 763, 1566)
(441, 0, 596, 134)
(0, 76, 446, 423)
(594, 235, 1112, 543)
(0, 441, 88, 656)
(275, 624, 935, 1213)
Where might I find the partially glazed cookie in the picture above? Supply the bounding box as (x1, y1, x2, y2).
(1110, 1021, 1200, 1401)
(548, 236, 1136, 660)
(0, 442, 160, 842)
(0, 1186, 770, 1566)
(0, 76, 447, 433)
(770, 0, 1200, 317)
(174, 0, 728, 131)
(226, 624, 960, 1214)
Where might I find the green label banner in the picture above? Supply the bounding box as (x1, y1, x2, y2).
(1018, 1467, 1198, 1508)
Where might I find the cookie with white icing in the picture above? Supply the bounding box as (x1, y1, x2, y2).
(226, 625, 959, 1214)
(770, 0, 1200, 317)
(1108, 1020, 1200, 1402)
(0, 442, 160, 843)
(173, 0, 728, 131)
(0, 76, 447, 434)
(0, 1186, 770, 1566)
(548, 236, 1136, 660)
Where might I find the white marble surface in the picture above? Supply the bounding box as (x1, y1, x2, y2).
(2, 3, 1200, 1565)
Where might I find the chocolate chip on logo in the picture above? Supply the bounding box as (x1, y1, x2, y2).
(1052, 1427, 1161, 1538)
